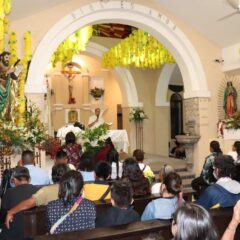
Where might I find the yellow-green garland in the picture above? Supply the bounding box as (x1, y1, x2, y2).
(51, 26, 93, 67)
(0, 0, 11, 52)
(102, 29, 175, 69)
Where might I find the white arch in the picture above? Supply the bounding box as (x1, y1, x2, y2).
(155, 64, 177, 107)
(85, 42, 141, 107)
(26, 1, 210, 101)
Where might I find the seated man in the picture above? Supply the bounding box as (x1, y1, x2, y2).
(5, 164, 69, 229)
(96, 180, 140, 227)
(0, 167, 38, 240)
(88, 108, 105, 129)
(197, 155, 240, 209)
(21, 150, 50, 185)
(84, 161, 111, 201)
(48, 149, 75, 183)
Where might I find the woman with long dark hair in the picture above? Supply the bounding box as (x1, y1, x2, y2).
(172, 203, 218, 240)
(142, 172, 182, 220)
(78, 152, 95, 182)
(46, 170, 96, 234)
(122, 158, 150, 197)
(107, 150, 122, 179)
(61, 132, 82, 168)
(191, 140, 222, 197)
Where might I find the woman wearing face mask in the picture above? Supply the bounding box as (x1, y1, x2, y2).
(141, 172, 182, 221)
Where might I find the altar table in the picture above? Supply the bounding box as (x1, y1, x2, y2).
(57, 127, 129, 153)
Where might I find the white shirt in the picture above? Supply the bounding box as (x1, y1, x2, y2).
(151, 182, 162, 194)
(227, 151, 238, 162)
(48, 163, 75, 184)
(57, 124, 82, 141)
(88, 115, 104, 129)
(138, 163, 152, 172)
(111, 161, 123, 179)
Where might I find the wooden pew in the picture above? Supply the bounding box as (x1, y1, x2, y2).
(34, 208, 240, 240)
(24, 189, 196, 238)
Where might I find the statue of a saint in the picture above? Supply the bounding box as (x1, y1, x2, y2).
(223, 81, 238, 118)
(0, 51, 23, 119)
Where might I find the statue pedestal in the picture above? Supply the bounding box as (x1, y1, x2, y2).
(175, 135, 200, 170)
(223, 129, 240, 140)
(135, 120, 143, 150)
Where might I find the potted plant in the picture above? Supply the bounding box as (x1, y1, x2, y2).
(90, 87, 105, 100)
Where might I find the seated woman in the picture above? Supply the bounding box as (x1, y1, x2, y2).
(122, 158, 150, 198)
(107, 150, 123, 180)
(142, 172, 182, 220)
(94, 137, 114, 163)
(78, 152, 95, 182)
(172, 203, 218, 240)
(191, 140, 222, 197)
(46, 170, 96, 234)
(151, 164, 175, 194)
(61, 132, 82, 168)
(227, 141, 240, 162)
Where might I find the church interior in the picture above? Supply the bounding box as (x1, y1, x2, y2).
(1, 0, 240, 239)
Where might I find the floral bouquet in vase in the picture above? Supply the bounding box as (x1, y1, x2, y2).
(129, 107, 148, 122)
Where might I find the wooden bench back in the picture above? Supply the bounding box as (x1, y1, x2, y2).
(33, 208, 240, 240)
(24, 190, 195, 238)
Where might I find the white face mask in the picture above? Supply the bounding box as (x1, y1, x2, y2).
(213, 169, 218, 180)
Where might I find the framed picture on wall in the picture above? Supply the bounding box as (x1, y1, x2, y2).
(65, 109, 80, 124)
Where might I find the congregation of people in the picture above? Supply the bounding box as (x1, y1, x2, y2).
(1, 133, 240, 240)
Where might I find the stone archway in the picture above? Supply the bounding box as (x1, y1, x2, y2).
(26, 1, 210, 101)
(24, 1, 211, 169)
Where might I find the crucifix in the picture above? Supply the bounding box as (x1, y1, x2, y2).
(61, 62, 81, 104)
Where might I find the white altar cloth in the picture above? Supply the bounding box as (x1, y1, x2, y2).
(106, 130, 129, 153)
(57, 127, 129, 153)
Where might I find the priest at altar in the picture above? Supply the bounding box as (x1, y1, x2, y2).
(88, 107, 105, 129)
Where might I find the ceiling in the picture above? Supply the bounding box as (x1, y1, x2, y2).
(9, 0, 240, 48)
(155, 0, 240, 48)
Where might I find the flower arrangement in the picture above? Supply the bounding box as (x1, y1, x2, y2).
(225, 112, 240, 129)
(143, 170, 155, 184)
(0, 103, 48, 150)
(82, 124, 107, 155)
(90, 87, 105, 99)
(129, 107, 148, 122)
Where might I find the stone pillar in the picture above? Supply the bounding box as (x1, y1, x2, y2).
(122, 107, 136, 153)
(183, 98, 209, 173)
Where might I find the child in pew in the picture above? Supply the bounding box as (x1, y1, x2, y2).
(141, 172, 183, 221)
(96, 180, 140, 227)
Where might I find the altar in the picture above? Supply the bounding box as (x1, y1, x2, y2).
(57, 127, 129, 153)
(106, 130, 129, 153)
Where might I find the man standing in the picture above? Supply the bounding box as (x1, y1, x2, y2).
(88, 108, 105, 129)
